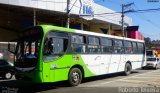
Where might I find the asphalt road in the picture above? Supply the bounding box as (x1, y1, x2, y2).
(1, 69, 160, 93)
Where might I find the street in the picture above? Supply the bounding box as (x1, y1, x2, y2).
(1, 69, 160, 93)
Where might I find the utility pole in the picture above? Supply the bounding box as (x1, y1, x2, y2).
(33, 8, 36, 26)
(66, 0, 70, 28)
(122, 4, 124, 37)
(121, 3, 134, 37)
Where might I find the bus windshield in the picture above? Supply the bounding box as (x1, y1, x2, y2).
(14, 27, 43, 70)
(16, 39, 41, 59)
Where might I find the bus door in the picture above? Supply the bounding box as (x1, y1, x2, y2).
(85, 36, 101, 75)
(100, 55, 111, 74)
(108, 39, 123, 73)
(117, 41, 132, 71)
(84, 55, 101, 75)
(100, 38, 113, 74)
(109, 54, 121, 73)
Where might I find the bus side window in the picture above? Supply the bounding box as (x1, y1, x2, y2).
(43, 31, 69, 62)
(124, 41, 132, 54)
(132, 42, 138, 54)
(48, 38, 54, 54)
(71, 35, 86, 53)
(87, 36, 100, 54)
(114, 39, 123, 54)
(137, 43, 144, 54)
(43, 37, 54, 55)
(101, 38, 113, 54)
(43, 37, 49, 55)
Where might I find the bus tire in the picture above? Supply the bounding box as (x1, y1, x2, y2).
(124, 63, 132, 76)
(68, 68, 82, 86)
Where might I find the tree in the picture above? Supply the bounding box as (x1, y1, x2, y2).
(144, 37, 152, 49)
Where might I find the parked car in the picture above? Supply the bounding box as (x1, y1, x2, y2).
(146, 57, 160, 69)
(0, 59, 14, 79)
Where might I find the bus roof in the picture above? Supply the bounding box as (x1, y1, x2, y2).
(40, 25, 144, 43)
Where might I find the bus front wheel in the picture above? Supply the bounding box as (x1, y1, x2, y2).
(68, 68, 82, 86)
(124, 63, 132, 76)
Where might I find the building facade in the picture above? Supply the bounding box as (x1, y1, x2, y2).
(0, 0, 132, 41)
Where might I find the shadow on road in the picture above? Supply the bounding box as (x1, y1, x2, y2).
(0, 80, 71, 93)
(82, 71, 139, 83)
(0, 71, 140, 93)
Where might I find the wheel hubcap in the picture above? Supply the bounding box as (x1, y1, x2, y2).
(72, 72, 79, 83)
(6, 73, 11, 79)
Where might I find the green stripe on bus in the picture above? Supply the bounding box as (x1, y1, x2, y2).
(41, 25, 75, 34)
(41, 54, 95, 83)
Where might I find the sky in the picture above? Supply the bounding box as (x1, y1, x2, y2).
(94, 0, 160, 40)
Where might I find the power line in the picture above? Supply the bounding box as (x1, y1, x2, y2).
(106, 0, 121, 6)
(95, 0, 122, 5)
(142, 32, 159, 37)
(94, 0, 105, 3)
(125, 8, 160, 13)
(133, 5, 160, 29)
(93, 7, 160, 15)
(69, 0, 78, 12)
(94, 12, 121, 15)
(131, 5, 160, 40)
(135, 13, 160, 29)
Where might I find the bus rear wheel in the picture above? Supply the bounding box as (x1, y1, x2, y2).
(68, 68, 82, 86)
(124, 63, 132, 76)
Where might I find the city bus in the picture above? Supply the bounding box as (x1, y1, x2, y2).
(10, 25, 146, 86)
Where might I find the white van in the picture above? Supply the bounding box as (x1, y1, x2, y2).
(146, 57, 160, 69)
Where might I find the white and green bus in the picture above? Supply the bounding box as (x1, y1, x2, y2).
(11, 25, 146, 86)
